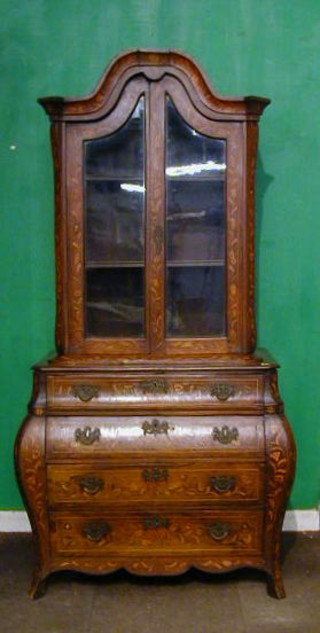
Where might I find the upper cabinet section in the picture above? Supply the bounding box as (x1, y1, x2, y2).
(39, 50, 270, 358)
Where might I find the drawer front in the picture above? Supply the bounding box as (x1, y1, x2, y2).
(50, 511, 263, 556)
(47, 462, 265, 505)
(46, 415, 265, 460)
(46, 374, 262, 411)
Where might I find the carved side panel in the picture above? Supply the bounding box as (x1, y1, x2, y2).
(14, 415, 49, 596)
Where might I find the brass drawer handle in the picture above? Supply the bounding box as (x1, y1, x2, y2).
(75, 426, 101, 445)
(77, 475, 104, 495)
(212, 425, 239, 445)
(143, 515, 170, 529)
(140, 378, 169, 394)
(210, 384, 235, 401)
(82, 521, 110, 542)
(73, 384, 99, 402)
(210, 475, 236, 493)
(208, 522, 231, 541)
(142, 467, 169, 482)
(142, 419, 171, 436)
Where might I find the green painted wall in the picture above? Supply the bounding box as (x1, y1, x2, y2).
(1, 0, 319, 510)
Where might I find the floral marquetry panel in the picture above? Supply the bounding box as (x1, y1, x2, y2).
(45, 373, 264, 411)
(47, 463, 264, 504)
(51, 512, 263, 555)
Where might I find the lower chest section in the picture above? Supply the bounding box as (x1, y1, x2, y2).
(45, 413, 266, 560)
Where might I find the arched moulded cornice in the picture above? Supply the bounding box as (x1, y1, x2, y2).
(38, 49, 270, 122)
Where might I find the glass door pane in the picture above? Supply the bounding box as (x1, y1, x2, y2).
(165, 99, 226, 337)
(84, 98, 145, 337)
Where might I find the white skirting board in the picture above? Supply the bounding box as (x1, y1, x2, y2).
(0, 509, 319, 533)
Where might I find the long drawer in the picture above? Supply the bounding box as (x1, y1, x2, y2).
(47, 461, 265, 505)
(46, 415, 265, 460)
(50, 510, 263, 556)
(46, 374, 263, 412)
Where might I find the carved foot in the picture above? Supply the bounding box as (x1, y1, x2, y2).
(29, 571, 48, 600)
(267, 570, 286, 599)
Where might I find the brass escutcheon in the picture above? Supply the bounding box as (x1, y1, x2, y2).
(77, 474, 104, 495)
(75, 426, 101, 445)
(212, 425, 239, 445)
(210, 475, 236, 493)
(142, 419, 171, 436)
(82, 521, 110, 542)
(208, 522, 231, 541)
(140, 378, 169, 394)
(210, 383, 235, 401)
(73, 384, 99, 402)
(142, 467, 169, 482)
(143, 515, 170, 529)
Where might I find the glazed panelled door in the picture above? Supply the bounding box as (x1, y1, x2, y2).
(67, 78, 150, 355)
(155, 78, 243, 355)
(165, 98, 226, 338)
(67, 77, 243, 355)
(84, 97, 146, 339)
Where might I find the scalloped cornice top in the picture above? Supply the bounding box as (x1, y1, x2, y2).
(39, 49, 270, 121)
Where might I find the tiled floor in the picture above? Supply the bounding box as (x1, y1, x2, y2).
(0, 532, 319, 632)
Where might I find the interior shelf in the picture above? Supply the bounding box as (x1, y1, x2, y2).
(167, 260, 224, 267)
(85, 260, 225, 269)
(86, 261, 144, 268)
(166, 174, 225, 182)
(85, 174, 224, 183)
(85, 175, 144, 182)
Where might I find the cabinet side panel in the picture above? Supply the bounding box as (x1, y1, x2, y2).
(264, 413, 296, 594)
(14, 415, 50, 596)
(245, 121, 259, 352)
(51, 122, 68, 353)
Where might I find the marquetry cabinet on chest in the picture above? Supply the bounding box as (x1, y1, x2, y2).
(15, 50, 296, 598)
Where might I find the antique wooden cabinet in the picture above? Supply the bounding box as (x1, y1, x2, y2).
(15, 50, 296, 598)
